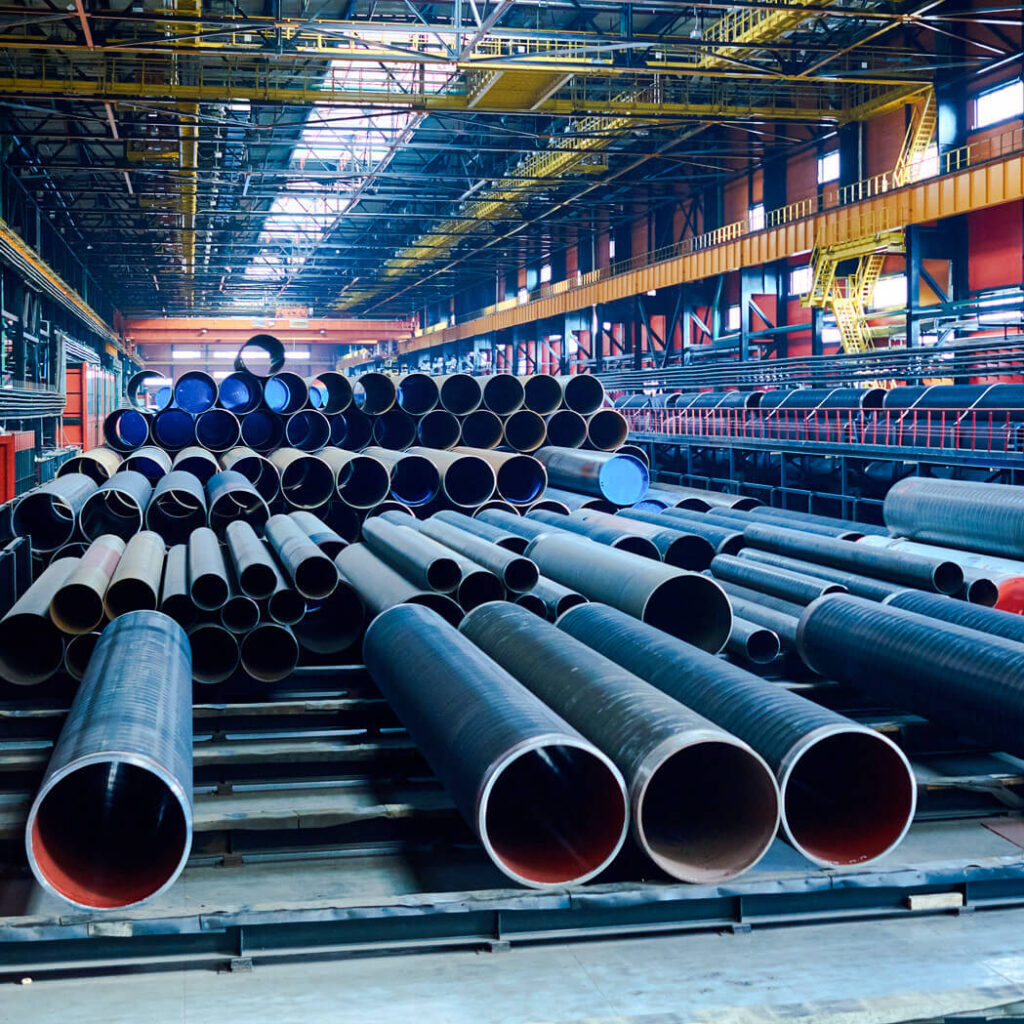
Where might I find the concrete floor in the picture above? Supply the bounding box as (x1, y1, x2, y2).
(7, 909, 1024, 1024)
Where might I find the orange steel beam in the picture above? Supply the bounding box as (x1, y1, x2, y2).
(126, 316, 413, 347)
(73, 0, 94, 49)
(400, 146, 1024, 355)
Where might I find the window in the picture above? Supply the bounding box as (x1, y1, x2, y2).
(726, 305, 741, 331)
(748, 204, 765, 231)
(539, 263, 552, 283)
(872, 275, 908, 309)
(976, 79, 1023, 128)
(171, 348, 202, 359)
(790, 266, 813, 294)
(518, 287, 529, 304)
(817, 150, 840, 184)
(909, 143, 938, 183)
(608, 238, 616, 260)
(822, 326, 842, 344)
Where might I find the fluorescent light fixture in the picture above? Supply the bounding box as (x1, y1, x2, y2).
(171, 348, 203, 359)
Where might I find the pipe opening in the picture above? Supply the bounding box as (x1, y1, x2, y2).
(426, 557, 461, 593)
(494, 534, 529, 554)
(29, 760, 189, 909)
(218, 372, 262, 414)
(228, 454, 280, 502)
(407, 592, 465, 627)
(561, 375, 605, 415)
(222, 596, 260, 633)
(124, 451, 170, 482)
(966, 577, 999, 606)
(373, 409, 417, 450)
(174, 372, 217, 414)
(457, 571, 505, 610)
(337, 408, 373, 450)
(439, 374, 482, 415)
(240, 561, 277, 599)
(719, 534, 745, 556)
(503, 410, 546, 452)
(418, 410, 461, 449)
(147, 492, 205, 545)
(105, 409, 150, 452)
(293, 582, 363, 653)
(459, 409, 503, 449)
(286, 410, 330, 452)
(443, 457, 495, 508)
(81, 491, 144, 541)
(545, 410, 587, 448)
(240, 410, 284, 452)
(398, 373, 440, 415)
(483, 375, 525, 416)
(554, 592, 587, 618)
(586, 410, 629, 451)
(104, 578, 158, 618)
(932, 561, 964, 594)
(664, 536, 715, 571)
(644, 575, 731, 653)
(161, 592, 196, 629)
(50, 584, 104, 635)
(172, 452, 218, 483)
(189, 624, 240, 683)
(514, 592, 548, 618)
(597, 456, 649, 506)
(310, 372, 352, 415)
(741, 626, 781, 664)
(60, 453, 118, 483)
(153, 410, 196, 450)
(196, 410, 241, 452)
(337, 456, 390, 509)
(240, 624, 299, 683)
(64, 631, 100, 682)
(502, 557, 539, 594)
(0, 613, 64, 684)
(294, 557, 339, 601)
(13, 494, 76, 552)
(209, 490, 269, 537)
(639, 741, 779, 882)
(477, 500, 520, 516)
(390, 456, 440, 506)
(354, 373, 397, 415)
(526, 499, 568, 515)
(236, 334, 285, 376)
(782, 729, 915, 866)
(612, 536, 660, 559)
(191, 571, 229, 610)
(497, 457, 546, 505)
(481, 742, 626, 886)
(523, 375, 563, 416)
(268, 588, 306, 626)
(263, 372, 307, 414)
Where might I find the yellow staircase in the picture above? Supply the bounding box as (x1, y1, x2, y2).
(697, 0, 831, 69)
(894, 90, 937, 187)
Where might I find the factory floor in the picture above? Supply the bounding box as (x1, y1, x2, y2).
(7, 908, 1024, 1024)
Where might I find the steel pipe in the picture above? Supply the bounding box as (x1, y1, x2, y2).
(417, 516, 539, 593)
(463, 602, 779, 882)
(574, 509, 715, 569)
(397, 372, 440, 416)
(240, 622, 300, 683)
(306, 371, 352, 414)
(407, 447, 496, 508)
(354, 372, 397, 415)
(50, 535, 126, 635)
(709, 507, 864, 542)
(958, 567, 1000, 606)
(519, 374, 563, 416)
(13, 475, 97, 553)
(220, 581, 261, 634)
(79, 471, 151, 542)
(195, 409, 242, 453)
(206, 470, 271, 537)
(188, 621, 240, 685)
(533, 448, 648, 506)
(289, 510, 347, 559)
(544, 409, 587, 448)
(623, 507, 745, 556)
(452, 447, 546, 505)
(263, 371, 308, 415)
(318, 448, 390, 509)
(750, 506, 889, 537)
(649, 483, 761, 511)
(743, 523, 963, 594)
(145, 470, 207, 545)
(239, 409, 285, 453)
(187, 526, 230, 610)
(541, 486, 616, 513)
(617, 444, 649, 466)
(514, 591, 548, 617)
(585, 409, 629, 451)
(557, 374, 605, 415)
(63, 631, 100, 683)
(335, 543, 463, 625)
(225, 520, 279, 599)
(291, 575, 364, 654)
(152, 408, 196, 451)
(459, 409, 503, 449)
(525, 497, 570, 515)
(372, 407, 418, 450)
(448, 551, 506, 611)
(431, 509, 529, 553)
(502, 410, 547, 453)
(266, 560, 307, 626)
(58, 446, 122, 483)
(103, 531, 164, 619)
(220, 446, 280, 502)
(560, 603, 916, 868)
(480, 374, 525, 416)
(522, 575, 586, 622)
(160, 543, 196, 628)
(25, 610, 192, 908)
(482, 506, 635, 554)
(217, 370, 263, 415)
(362, 516, 461, 592)
(321, 501, 361, 542)
(726, 617, 781, 665)
(417, 409, 461, 450)
(284, 409, 330, 452)
(172, 371, 217, 415)
(103, 408, 151, 453)
(365, 447, 440, 507)
(127, 369, 166, 410)
(737, 549, 907, 601)
(235, 333, 284, 376)
(711, 554, 846, 605)
(364, 603, 628, 887)
(883, 589, 1024, 644)
(528, 509, 659, 559)
(122, 446, 172, 483)
(333, 407, 374, 451)
(712, 582, 802, 648)
(437, 373, 482, 415)
(365, 499, 414, 519)
(171, 446, 220, 484)
(0, 557, 77, 684)
(526, 532, 732, 652)
(265, 513, 339, 600)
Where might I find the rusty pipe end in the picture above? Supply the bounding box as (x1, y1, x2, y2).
(777, 724, 917, 867)
(477, 735, 628, 888)
(634, 733, 780, 883)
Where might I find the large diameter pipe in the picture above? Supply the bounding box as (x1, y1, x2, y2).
(333, 407, 374, 451)
(883, 477, 1024, 558)
(737, 549, 905, 601)
(623, 507, 744, 556)
(240, 622, 300, 683)
(187, 526, 230, 610)
(13, 475, 97, 553)
(545, 410, 587, 448)
(265, 513, 339, 600)
(50, 535, 126, 635)
(526, 497, 570, 515)
(519, 374, 563, 416)
(798, 594, 1024, 761)
(284, 409, 331, 452)
(437, 373, 482, 415)
(711, 553, 846, 605)
(263, 370, 308, 415)
(174, 370, 217, 414)
(160, 543, 196, 628)
(459, 409, 503, 448)
(365, 447, 439, 507)
(525, 533, 731, 653)
(564, 606, 913, 867)
(397, 372, 440, 415)
(727, 617, 781, 665)
(477, 507, 576, 548)
(743, 522, 963, 594)
(650, 483, 761, 511)
(0, 557, 77, 684)
(364, 603, 628, 887)
(542, 486, 617, 514)
(217, 370, 263, 415)
(407, 447, 496, 508)
(502, 410, 547, 452)
(235, 333, 285, 376)
(574, 509, 715, 569)
(104, 531, 165, 619)
(557, 374, 605, 415)
(145, 470, 207, 544)
(188, 621, 240, 684)
(152, 408, 197, 451)
(289, 510, 347, 559)
(480, 374, 525, 416)
(291, 576, 364, 655)
(354, 372, 397, 415)
(63, 631, 101, 683)
(127, 369, 166, 410)
(58, 446, 122, 483)
(883, 588, 1024, 644)
(225, 520, 278, 598)
(335, 543, 463, 625)
(321, 501, 361, 542)
(103, 408, 151, 453)
(585, 409, 629, 451)
(25, 610, 192, 909)
(452, 447, 546, 505)
(123, 446, 173, 483)
(417, 516, 539, 593)
(269, 448, 334, 509)
(195, 409, 242, 453)
(239, 409, 284, 453)
(534, 448, 648, 506)
(528, 508, 660, 560)
(431, 509, 529, 553)
(461, 603, 780, 882)
(79, 470, 151, 541)
(171, 446, 220, 484)
(306, 371, 352, 415)
(373, 408, 418, 450)
(522, 575, 587, 621)
(417, 409, 461, 450)
(362, 516, 461, 592)
(206, 469, 270, 537)
(221, 446, 280, 503)
(318, 448, 390, 509)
